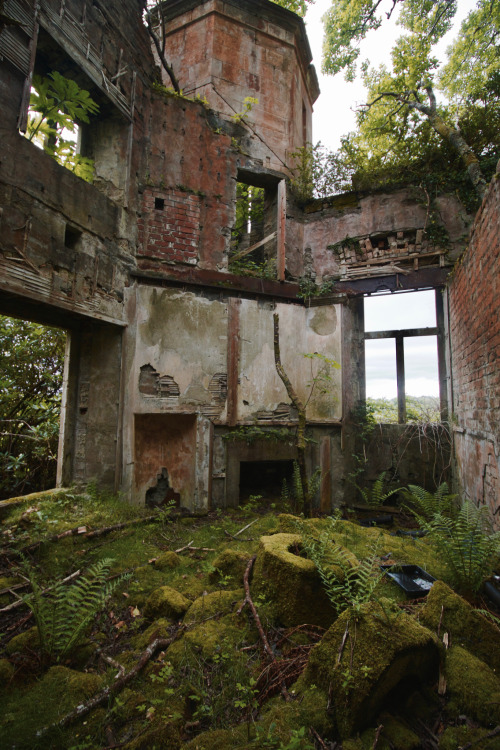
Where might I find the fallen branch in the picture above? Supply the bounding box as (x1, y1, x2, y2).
(0, 569, 81, 613)
(237, 556, 273, 659)
(460, 726, 500, 750)
(225, 518, 258, 541)
(238, 555, 290, 701)
(18, 514, 163, 555)
(36, 632, 182, 737)
(372, 724, 384, 749)
(310, 727, 329, 749)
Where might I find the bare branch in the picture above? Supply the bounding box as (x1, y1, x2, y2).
(146, 11, 180, 93)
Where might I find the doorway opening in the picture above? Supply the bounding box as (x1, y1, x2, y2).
(0, 315, 66, 500)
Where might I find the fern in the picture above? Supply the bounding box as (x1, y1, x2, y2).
(355, 471, 402, 508)
(282, 462, 321, 511)
(22, 558, 130, 662)
(422, 501, 500, 594)
(403, 482, 457, 521)
(298, 519, 384, 615)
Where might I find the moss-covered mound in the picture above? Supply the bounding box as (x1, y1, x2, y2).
(444, 645, 500, 725)
(420, 580, 500, 671)
(184, 588, 244, 624)
(209, 548, 249, 586)
(0, 665, 103, 747)
(304, 601, 439, 739)
(252, 533, 339, 628)
(143, 585, 191, 621)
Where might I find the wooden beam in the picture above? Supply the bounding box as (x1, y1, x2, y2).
(396, 334, 406, 424)
(230, 231, 277, 262)
(365, 327, 438, 340)
(227, 298, 240, 426)
(277, 180, 286, 281)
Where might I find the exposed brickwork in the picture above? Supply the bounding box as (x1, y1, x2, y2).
(138, 189, 201, 265)
(448, 166, 500, 515)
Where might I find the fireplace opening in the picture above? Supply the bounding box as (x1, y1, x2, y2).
(239, 460, 295, 501)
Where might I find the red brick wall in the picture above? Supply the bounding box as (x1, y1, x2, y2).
(138, 188, 201, 265)
(448, 165, 500, 516)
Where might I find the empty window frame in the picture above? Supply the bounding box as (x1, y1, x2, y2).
(19, 25, 132, 199)
(229, 171, 286, 280)
(363, 289, 447, 423)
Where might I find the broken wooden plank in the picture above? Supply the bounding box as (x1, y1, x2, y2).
(230, 231, 277, 261)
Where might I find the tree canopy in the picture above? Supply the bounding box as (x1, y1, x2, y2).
(0, 317, 65, 499)
(321, 0, 500, 202)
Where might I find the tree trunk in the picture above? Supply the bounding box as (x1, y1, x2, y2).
(428, 111, 488, 200)
(273, 313, 311, 517)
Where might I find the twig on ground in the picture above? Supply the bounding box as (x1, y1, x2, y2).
(17, 514, 163, 555)
(238, 555, 291, 701)
(310, 726, 329, 749)
(337, 621, 349, 665)
(36, 631, 183, 737)
(0, 569, 81, 613)
(175, 541, 194, 554)
(460, 726, 500, 750)
(372, 724, 384, 749)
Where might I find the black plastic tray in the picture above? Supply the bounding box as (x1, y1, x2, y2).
(380, 564, 435, 597)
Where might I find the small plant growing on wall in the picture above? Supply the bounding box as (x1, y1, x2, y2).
(27, 71, 99, 182)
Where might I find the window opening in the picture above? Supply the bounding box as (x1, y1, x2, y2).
(229, 179, 278, 279)
(154, 197, 165, 210)
(364, 290, 442, 424)
(0, 315, 66, 500)
(21, 27, 130, 196)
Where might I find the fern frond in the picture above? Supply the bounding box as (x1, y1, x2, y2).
(21, 558, 130, 661)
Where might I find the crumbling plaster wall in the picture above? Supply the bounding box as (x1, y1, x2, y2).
(122, 283, 342, 507)
(448, 163, 500, 517)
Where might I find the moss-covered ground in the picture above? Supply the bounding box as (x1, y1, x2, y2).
(1, 488, 499, 749)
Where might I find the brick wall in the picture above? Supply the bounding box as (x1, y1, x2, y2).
(448, 164, 500, 516)
(138, 188, 201, 265)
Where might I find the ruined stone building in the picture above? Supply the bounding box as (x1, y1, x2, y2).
(0, 0, 498, 514)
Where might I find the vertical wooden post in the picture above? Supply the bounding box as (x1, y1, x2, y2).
(277, 180, 286, 281)
(396, 333, 406, 424)
(435, 288, 449, 422)
(227, 298, 240, 426)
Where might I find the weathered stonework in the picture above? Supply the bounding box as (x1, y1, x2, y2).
(0, 0, 496, 515)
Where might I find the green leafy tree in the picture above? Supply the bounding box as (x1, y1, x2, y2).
(0, 316, 66, 499)
(270, 0, 314, 15)
(321, 0, 500, 200)
(27, 70, 99, 182)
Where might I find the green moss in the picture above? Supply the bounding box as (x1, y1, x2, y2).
(0, 658, 15, 690)
(184, 588, 244, 624)
(445, 645, 500, 724)
(361, 713, 420, 749)
(0, 665, 103, 748)
(5, 626, 39, 655)
(123, 722, 181, 749)
(420, 580, 500, 671)
(144, 585, 191, 621)
(256, 681, 333, 743)
(209, 548, 249, 586)
(133, 617, 172, 650)
(304, 601, 439, 739)
(252, 533, 337, 628)
(439, 725, 500, 750)
(182, 618, 247, 659)
(154, 551, 182, 570)
(181, 726, 248, 749)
